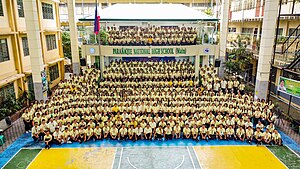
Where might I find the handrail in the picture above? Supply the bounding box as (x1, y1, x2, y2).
(282, 33, 300, 54)
(282, 23, 300, 45)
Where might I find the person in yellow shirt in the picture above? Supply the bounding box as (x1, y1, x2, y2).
(44, 130, 52, 149)
(164, 124, 173, 140)
(173, 123, 181, 139)
(144, 124, 152, 140)
(191, 125, 199, 142)
(254, 128, 263, 145)
(155, 126, 164, 141)
(94, 125, 102, 140)
(263, 129, 272, 145)
(272, 130, 282, 146)
(207, 124, 216, 140)
(183, 124, 191, 139)
(225, 125, 236, 140)
(134, 125, 143, 141)
(86, 125, 94, 141)
(128, 125, 135, 141)
(112, 104, 119, 113)
(119, 124, 128, 141)
(62, 127, 71, 144)
(78, 125, 86, 144)
(199, 125, 208, 141)
(236, 126, 245, 142)
(110, 125, 118, 140)
(217, 125, 226, 140)
(102, 123, 110, 139)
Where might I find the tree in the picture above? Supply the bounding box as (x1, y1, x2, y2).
(62, 32, 71, 59)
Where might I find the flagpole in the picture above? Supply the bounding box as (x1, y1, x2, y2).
(96, 0, 103, 78)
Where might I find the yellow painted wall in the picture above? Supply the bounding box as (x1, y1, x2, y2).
(42, 33, 60, 63)
(0, 36, 17, 80)
(40, 0, 58, 31)
(0, 0, 11, 33)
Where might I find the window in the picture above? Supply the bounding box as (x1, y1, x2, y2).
(17, 0, 24, 17)
(276, 28, 283, 36)
(0, 83, 15, 104)
(22, 37, 29, 56)
(42, 2, 54, 19)
(289, 28, 300, 37)
(49, 64, 59, 81)
(46, 34, 57, 51)
(228, 27, 237, 33)
(0, 39, 10, 62)
(0, 0, 3, 16)
(242, 28, 253, 34)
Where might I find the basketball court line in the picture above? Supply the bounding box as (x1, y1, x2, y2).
(174, 155, 185, 169)
(286, 145, 300, 158)
(192, 146, 203, 169)
(0, 148, 22, 169)
(117, 147, 123, 169)
(186, 147, 196, 169)
(265, 146, 289, 169)
(126, 157, 138, 169)
(25, 149, 42, 169)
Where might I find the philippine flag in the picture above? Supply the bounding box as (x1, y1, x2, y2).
(94, 2, 100, 35)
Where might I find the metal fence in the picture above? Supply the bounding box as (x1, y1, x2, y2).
(0, 119, 25, 153)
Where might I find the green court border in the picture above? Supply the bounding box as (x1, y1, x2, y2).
(267, 145, 300, 169)
(2, 148, 41, 169)
(2, 145, 300, 169)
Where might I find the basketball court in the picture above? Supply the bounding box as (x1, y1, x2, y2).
(2, 145, 299, 169)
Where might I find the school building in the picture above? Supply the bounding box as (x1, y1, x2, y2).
(0, 0, 64, 101)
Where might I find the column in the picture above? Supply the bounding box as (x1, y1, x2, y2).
(100, 55, 105, 78)
(67, 0, 80, 75)
(195, 55, 200, 79)
(219, 0, 230, 78)
(254, 0, 279, 100)
(256, 23, 262, 42)
(23, 0, 47, 101)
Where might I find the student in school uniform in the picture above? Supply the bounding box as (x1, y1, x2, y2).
(86, 125, 94, 141)
(144, 124, 152, 140)
(263, 129, 272, 145)
(164, 124, 173, 140)
(173, 123, 181, 139)
(245, 126, 254, 144)
(102, 123, 110, 139)
(135, 124, 143, 141)
(119, 124, 128, 141)
(272, 130, 282, 146)
(216, 124, 225, 140)
(128, 125, 135, 141)
(254, 128, 263, 145)
(155, 126, 164, 141)
(226, 125, 236, 140)
(236, 126, 245, 142)
(44, 130, 52, 149)
(199, 125, 208, 141)
(94, 125, 102, 140)
(31, 122, 40, 142)
(62, 127, 72, 144)
(208, 124, 217, 140)
(110, 125, 118, 140)
(78, 125, 86, 144)
(183, 124, 191, 139)
(191, 125, 199, 142)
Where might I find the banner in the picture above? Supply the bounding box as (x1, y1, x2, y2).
(112, 47, 187, 55)
(277, 76, 300, 97)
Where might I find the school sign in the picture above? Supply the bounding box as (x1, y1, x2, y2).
(82, 45, 220, 57)
(112, 47, 187, 55)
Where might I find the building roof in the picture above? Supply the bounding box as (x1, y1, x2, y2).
(79, 4, 218, 22)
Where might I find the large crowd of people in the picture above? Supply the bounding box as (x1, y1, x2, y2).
(22, 60, 283, 149)
(107, 26, 198, 46)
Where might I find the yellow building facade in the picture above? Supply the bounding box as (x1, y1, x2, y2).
(0, 0, 64, 101)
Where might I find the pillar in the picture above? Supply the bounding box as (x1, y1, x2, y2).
(23, 0, 47, 101)
(67, 0, 80, 75)
(254, 0, 279, 100)
(195, 55, 200, 78)
(219, 0, 230, 78)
